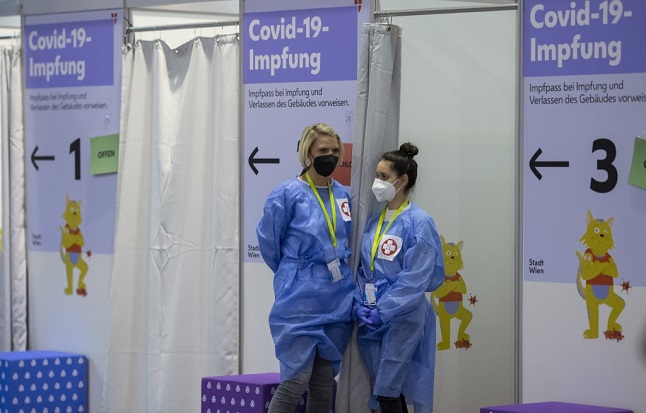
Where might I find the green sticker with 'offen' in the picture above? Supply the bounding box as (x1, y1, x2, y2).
(628, 136, 646, 190)
(90, 134, 119, 175)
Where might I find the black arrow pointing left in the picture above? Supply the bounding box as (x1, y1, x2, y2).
(529, 148, 569, 180)
(31, 146, 55, 171)
(248, 147, 280, 175)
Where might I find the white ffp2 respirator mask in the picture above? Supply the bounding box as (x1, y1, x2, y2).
(371, 178, 400, 202)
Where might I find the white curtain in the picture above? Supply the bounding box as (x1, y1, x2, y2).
(0, 44, 27, 352)
(102, 35, 240, 413)
(337, 23, 402, 413)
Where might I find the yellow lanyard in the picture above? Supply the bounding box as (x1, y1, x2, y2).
(305, 171, 337, 249)
(370, 199, 409, 272)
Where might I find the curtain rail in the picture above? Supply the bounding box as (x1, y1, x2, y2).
(126, 20, 238, 34)
(375, 3, 517, 18)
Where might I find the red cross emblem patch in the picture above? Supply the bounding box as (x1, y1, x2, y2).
(378, 235, 403, 260)
(381, 238, 398, 256)
(337, 198, 352, 221)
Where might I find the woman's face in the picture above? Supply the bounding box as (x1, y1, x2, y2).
(308, 134, 340, 162)
(375, 160, 398, 183)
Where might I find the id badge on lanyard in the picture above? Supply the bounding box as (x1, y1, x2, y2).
(306, 171, 343, 284)
(327, 257, 343, 283)
(324, 246, 343, 283)
(363, 283, 377, 306)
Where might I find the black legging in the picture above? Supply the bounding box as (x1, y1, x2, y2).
(377, 394, 408, 413)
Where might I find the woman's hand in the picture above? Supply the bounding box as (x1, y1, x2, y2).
(356, 306, 371, 327)
(367, 308, 383, 328)
(356, 306, 383, 330)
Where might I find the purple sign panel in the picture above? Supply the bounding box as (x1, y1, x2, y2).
(25, 19, 114, 88)
(524, 0, 646, 77)
(244, 7, 357, 83)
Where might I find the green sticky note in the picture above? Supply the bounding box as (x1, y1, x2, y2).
(628, 136, 646, 189)
(90, 134, 119, 175)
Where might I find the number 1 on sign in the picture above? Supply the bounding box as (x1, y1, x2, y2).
(70, 138, 81, 180)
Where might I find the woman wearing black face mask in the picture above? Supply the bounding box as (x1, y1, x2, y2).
(257, 123, 354, 413)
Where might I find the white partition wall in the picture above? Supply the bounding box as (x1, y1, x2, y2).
(379, 1, 518, 412)
(21, 3, 241, 412)
(238, 1, 519, 412)
(16, 0, 645, 412)
(521, 1, 646, 412)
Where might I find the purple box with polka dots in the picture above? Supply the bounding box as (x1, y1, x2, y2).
(0, 351, 88, 413)
(480, 402, 633, 413)
(201, 373, 308, 413)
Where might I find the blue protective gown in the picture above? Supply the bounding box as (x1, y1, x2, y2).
(354, 202, 444, 412)
(257, 177, 355, 380)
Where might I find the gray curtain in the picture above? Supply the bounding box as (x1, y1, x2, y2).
(0, 44, 27, 352)
(336, 23, 402, 413)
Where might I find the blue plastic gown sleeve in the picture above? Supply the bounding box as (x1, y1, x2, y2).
(256, 187, 288, 273)
(425, 221, 445, 293)
(371, 209, 444, 324)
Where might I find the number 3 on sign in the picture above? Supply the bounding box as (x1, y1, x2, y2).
(591, 138, 617, 194)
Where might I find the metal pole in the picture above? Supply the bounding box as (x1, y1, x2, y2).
(126, 20, 238, 34)
(374, 3, 517, 19)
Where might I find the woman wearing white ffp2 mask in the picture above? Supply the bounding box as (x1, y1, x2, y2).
(371, 177, 401, 203)
(353, 142, 445, 413)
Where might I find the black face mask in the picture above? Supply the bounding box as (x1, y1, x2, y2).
(312, 154, 339, 177)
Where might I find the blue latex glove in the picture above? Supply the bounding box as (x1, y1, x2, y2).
(356, 306, 371, 327)
(367, 308, 383, 329)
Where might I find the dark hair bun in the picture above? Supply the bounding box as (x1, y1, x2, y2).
(399, 142, 419, 159)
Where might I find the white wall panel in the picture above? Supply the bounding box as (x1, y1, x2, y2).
(380, 1, 518, 412)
